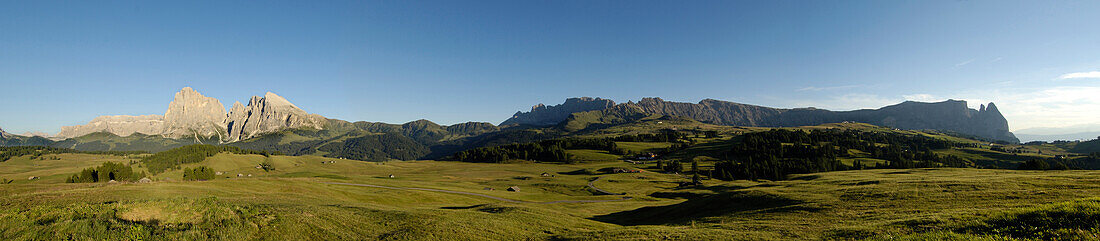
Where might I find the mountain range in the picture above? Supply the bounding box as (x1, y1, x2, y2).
(54, 87, 326, 143)
(503, 97, 1019, 143)
(1, 87, 1023, 158)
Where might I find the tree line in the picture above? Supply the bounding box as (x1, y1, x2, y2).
(66, 162, 148, 183)
(1, 146, 143, 162)
(451, 137, 639, 163)
(1018, 153, 1100, 170)
(449, 129, 699, 163)
(711, 129, 973, 181)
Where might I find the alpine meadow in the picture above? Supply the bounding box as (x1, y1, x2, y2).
(4, 1, 1100, 240)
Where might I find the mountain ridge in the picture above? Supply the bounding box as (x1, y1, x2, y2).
(504, 97, 1019, 143)
(55, 87, 326, 143)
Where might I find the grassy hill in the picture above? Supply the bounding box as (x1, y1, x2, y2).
(1070, 138, 1100, 154)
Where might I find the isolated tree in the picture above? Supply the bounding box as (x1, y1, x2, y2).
(691, 160, 701, 185)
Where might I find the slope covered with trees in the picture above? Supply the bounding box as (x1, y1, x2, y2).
(141, 145, 273, 174)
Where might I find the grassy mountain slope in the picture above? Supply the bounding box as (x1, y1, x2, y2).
(0, 134, 54, 147)
(1070, 138, 1100, 154)
(51, 132, 215, 152)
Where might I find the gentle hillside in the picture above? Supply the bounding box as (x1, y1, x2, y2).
(1070, 138, 1100, 154)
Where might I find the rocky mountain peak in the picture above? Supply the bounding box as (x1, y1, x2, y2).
(500, 97, 616, 126)
(162, 87, 228, 139)
(57, 88, 327, 143)
(263, 92, 298, 108)
(985, 102, 1000, 113)
(224, 91, 326, 142)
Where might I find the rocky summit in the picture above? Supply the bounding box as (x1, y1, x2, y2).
(56, 87, 326, 142)
(224, 92, 327, 142)
(163, 87, 228, 139)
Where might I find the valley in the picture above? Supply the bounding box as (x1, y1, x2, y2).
(3, 88, 1100, 240)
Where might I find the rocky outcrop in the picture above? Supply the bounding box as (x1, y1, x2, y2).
(57, 88, 327, 143)
(508, 97, 1020, 143)
(163, 87, 228, 139)
(56, 115, 166, 139)
(500, 97, 616, 126)
(224, 92, 327, 142)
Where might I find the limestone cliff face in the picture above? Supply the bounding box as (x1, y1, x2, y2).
(224, 92, 327, 142)
(500, 97, 616, 126)
(57, 88, 327, 142)
(506, 97, 1020, 143)
(163, 87, 228, 139)
(56, 115, 166, 139)
(625, 98, 784, 126)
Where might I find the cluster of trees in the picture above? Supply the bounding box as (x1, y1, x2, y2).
(66, 162, 147, 183)
(656, 160, 684, 173)
(1018, 153, 1100, 170)
(260, 159, 275, 172)
(1, 146, 74, 162)
(450, 141, 573, 163)
(450, 129, 700, 163)
(142, 145, 274, 174)
(450, 137, 635, 163)
(182, 166, 216, 181)
(712, 129, 972, 180)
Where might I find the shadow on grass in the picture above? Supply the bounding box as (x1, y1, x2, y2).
(592, 190, 812, 225)
(440, 204, 525, 214)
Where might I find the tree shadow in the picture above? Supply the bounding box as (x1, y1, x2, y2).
(591, 190, 813, 226)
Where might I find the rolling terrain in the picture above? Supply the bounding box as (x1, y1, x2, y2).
(3, 89, 1099, 240)
(3, 148, 1100, 240)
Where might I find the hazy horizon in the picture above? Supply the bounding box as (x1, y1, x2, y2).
(3, 1, 1100, 136)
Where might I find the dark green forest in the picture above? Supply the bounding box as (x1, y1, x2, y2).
(1, 146, 142, 162)
(711, 129, 974, 181)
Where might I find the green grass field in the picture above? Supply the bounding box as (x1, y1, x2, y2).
(4, 150, 1100, 240)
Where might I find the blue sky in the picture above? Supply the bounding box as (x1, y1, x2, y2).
(2, 1, 1100, 135)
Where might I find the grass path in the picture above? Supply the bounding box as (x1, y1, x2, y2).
(323, 182, 632, 204)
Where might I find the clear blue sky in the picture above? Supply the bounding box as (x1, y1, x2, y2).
(3, 1, 1100, 135)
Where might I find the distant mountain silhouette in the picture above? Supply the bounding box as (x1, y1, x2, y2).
(503, 97, 1019, 143)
